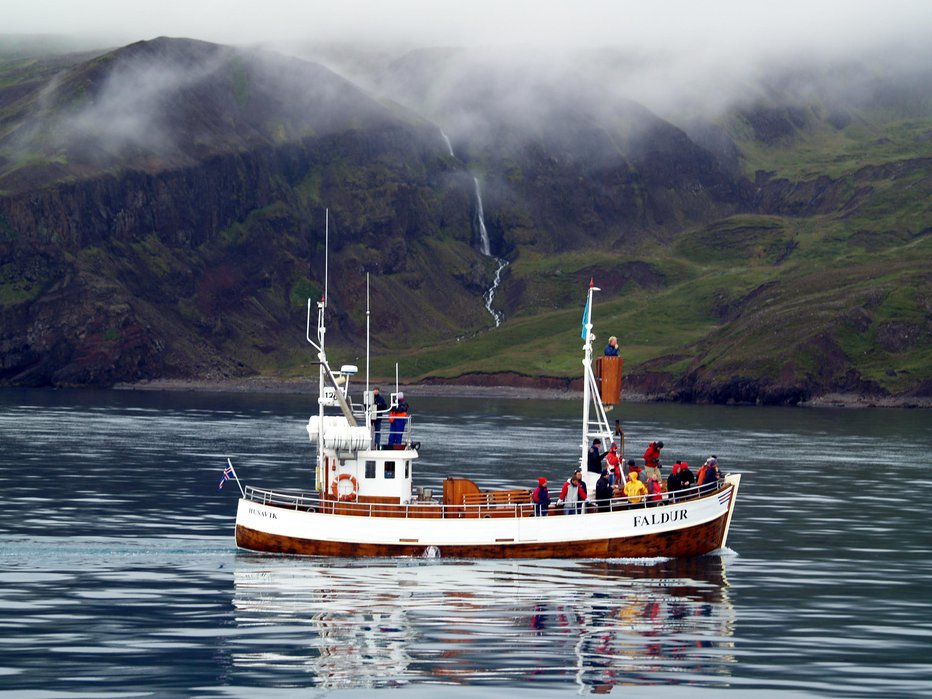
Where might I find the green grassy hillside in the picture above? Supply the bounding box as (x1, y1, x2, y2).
(0, 38, 929, 403)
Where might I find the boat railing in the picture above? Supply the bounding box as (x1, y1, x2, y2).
(371, 414, 415, 450)
(242, 478, 729, 518)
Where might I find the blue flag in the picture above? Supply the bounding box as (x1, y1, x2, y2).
(581, 294, 590, 340)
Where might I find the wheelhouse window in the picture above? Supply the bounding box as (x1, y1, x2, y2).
(384, 461, 396, 479)
(405, 461, 410, 478)
(365, 460, 376, 479)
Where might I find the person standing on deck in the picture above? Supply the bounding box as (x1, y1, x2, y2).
(595, 468, 614, 512)
(667, 461, 685, 500)
(532, 477, 551, 516)
(587, 438, 608, 475)
(558, 468, 588, 515)
(677, 461, 696, 499)
(643, 441, 663, 482)
(627, 459, 642, 483)
(604, 336, 620, 356)
(371, 386, 387, 448)
(388, 392, 410, 446)
(646, 472, 664, 507)
(606, 443, 622, 484)
(623, 470, 647, 506)
(697, 457, 720, 495)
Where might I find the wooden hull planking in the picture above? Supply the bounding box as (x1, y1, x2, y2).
(235, 513, 728, 558)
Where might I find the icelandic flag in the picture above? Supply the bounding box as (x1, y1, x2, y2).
(219, 463, 235, 490)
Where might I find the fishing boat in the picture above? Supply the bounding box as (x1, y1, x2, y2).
(230, 225, 741, 559)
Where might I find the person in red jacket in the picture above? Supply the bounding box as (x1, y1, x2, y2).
(645, 473, 664, 506)
(643, 441, 664, 482)
(606, 443, 623, 484)
(558, 468, 588, 515)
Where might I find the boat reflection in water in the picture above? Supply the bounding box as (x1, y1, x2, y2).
(231, 554, 736, 690)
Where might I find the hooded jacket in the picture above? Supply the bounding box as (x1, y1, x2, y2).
(646, 477, 663, 501)
(623, 472, 648, 504)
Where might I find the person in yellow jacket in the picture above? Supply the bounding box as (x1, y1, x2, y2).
(623, 470, 648, 506)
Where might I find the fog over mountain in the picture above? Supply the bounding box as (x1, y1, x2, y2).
(6, 1, 932, 129)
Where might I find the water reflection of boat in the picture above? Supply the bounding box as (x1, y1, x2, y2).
(232, 223, 741, 558)
(231, 555, 736, 689)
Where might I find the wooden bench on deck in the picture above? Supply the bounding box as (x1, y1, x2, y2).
(461, 489, 533, 518)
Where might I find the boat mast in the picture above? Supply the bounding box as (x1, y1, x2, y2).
(365, 273, 370, 402)
(580, 279, 612, 486)
(580, 280, 596, 470)
(311, 210, 330, 490)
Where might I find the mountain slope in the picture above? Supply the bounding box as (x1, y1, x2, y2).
(0, 38, 929, 404)
(0, 38, 493, 385)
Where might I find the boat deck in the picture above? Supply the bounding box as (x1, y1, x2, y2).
(241, 481, 727, 519)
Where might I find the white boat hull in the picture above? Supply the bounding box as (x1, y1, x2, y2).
(234, 475, 741, 559)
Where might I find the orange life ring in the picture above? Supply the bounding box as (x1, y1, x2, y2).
(331, 473, 358, 502)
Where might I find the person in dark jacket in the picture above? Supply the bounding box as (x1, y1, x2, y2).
(666, 461, 684, 498)
(587, 438, 608, 474)
(371, 386, 388, 447)
(595, 468, 614, 512)
(696, 457, 720, 495)
(677, 461, 696, 499)
(532, 477, 551, 516)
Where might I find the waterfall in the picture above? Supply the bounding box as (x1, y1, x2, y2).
(440, 129, 454, 157)
(473, 177, 491, 256)
(484, 257, 509, 328)
(473, 177, 508, 327)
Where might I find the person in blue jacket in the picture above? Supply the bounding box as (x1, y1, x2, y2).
(604, 336, 619, 356)
(371, 386, 388, 447)
(532, 477, 551, 516)
(388, 392, 410, 446)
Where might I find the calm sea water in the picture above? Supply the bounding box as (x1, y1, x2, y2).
(1, 388, 930, 698)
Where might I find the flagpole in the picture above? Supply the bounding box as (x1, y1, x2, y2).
(226, 458, 245, 498)
(580, 283, 594, 473)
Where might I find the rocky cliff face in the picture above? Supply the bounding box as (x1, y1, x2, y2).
(0, 126, 487, 385)
(0, 38, 491, 386)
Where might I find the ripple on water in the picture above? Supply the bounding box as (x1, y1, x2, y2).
(1, 391, 932, 695)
